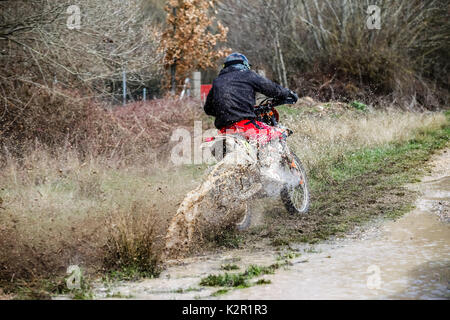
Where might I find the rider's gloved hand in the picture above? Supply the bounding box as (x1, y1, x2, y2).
(287, 90, 299, 104)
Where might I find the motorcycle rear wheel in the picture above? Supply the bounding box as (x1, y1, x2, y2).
(235, 203, 252, 231)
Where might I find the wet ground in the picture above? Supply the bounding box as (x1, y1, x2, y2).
(63, 150, 450, 300)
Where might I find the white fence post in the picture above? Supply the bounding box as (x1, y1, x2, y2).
(192, 71, 201, 99)
(180, 78, 191, 100)
(122, 69, 127, 106)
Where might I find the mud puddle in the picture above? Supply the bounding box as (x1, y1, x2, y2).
(57, 150, 449, 300)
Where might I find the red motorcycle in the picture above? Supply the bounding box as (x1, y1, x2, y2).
(203, 97, 310, 230)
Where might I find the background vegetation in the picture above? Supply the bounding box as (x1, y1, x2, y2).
(220, 0, 449, 109)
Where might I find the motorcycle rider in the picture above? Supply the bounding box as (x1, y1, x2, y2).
(204, 52, 298, 144)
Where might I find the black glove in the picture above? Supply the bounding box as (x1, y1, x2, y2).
(288, 90, 299, 103)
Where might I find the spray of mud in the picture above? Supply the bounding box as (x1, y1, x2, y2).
(162, 139, 300, 261)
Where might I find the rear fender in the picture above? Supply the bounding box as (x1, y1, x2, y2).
(201, 135, 257, 163)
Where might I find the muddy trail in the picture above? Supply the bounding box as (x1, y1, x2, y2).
(57, 149, 449, 300)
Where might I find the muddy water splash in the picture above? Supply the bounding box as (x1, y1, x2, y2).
(162, 140, 298, 261)
(162, 159, 261, 260)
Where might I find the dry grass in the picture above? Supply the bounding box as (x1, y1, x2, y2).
(285, 108, 447, 182)
(0, 288, 13, 300)
(0, 144, 204, 285)
(0, 78, 206, 164)
(103, 208, 161, 279)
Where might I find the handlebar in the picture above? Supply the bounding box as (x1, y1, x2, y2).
(254, 97, 296, 115)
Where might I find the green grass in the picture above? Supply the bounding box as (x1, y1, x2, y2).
(211, 289, 230, 296)
(105, 292, 134, 299)
(220, 264, 240, 271)
(328, 129, 449, 184)
(256, 279, 272, 285)
(200, 273, 250, 288)
(12, 268, 94, 300)
(102, 264, 160, 283)
(200, 263, 282, 288)
(209, 227, 244, 248)
(244, 264, 276, 277)
(174, 287, 202, 294)
(277, 105, 304, 117)
(350, 101, 367, 111)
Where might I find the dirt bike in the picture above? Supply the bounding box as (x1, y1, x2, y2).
(203, 97, 310, 230)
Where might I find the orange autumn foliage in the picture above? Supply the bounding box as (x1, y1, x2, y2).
(161, 0, 231, 90)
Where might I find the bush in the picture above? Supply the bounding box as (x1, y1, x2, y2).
(103, 209, 161, 280)
(0, 72, 206, 163)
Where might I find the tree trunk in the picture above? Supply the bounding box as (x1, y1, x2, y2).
(275, 31, 288, 88)
(301, 0, 322, 50)
(313, 0, 328, 47)
(170, 60, 177, 94)
(170, 6, 177, 94)
(273, 45, 282, 85)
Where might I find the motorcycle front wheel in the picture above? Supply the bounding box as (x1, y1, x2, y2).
(280, 152, 310, 214)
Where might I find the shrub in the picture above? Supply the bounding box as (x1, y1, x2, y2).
(102, 208, 161, 281)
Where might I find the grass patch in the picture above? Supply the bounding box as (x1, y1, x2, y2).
(11, 279, 67, 300)
(256, 279, 272, 285)
(244, 264, 276, 277)
(220, 264, 240, 271)
(276, 251, 301, 261)
(105, 292, 134, 299)
(209, 228, 244, 249)
(200, 273, 249, 288)
(102, 210, 162, 282)
(277, 105, 304, 117)
(270, 237, 291, 247)
(10, 268, 94, 300)
(102, 265, 159, 283)
(174, 287, 202, 294)
(200, 263, 284, 289)
(211, 289, 230, 296)
(350, 101, 367, 111)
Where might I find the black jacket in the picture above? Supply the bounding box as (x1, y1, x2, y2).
(204, 66, 291, 129)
